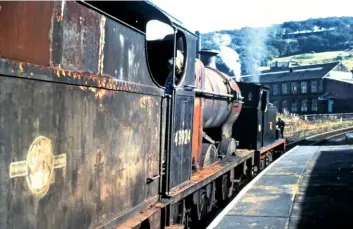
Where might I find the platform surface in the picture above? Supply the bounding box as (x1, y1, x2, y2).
(208, 145, 353, 229)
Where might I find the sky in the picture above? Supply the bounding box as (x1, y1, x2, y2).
(149, 0, 353, 33)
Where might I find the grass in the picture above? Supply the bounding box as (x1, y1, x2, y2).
(278, 111, 353, 142)
(273, 50, 353, 70)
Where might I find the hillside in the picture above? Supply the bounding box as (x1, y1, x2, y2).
(274, 50, 353, 70)
(201, 17, 353, 76)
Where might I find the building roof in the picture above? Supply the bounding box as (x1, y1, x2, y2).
(241, 62, 340, 83)
(330, 78, 353, 84)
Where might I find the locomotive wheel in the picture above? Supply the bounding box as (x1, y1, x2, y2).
(216, 174, 230, 203)
(251, 166, 258, 177)
(260, 158, 265, 170)
(193, 189, 208, 222)
(266, 152, 273, 166)
(206, 182, 216, 213)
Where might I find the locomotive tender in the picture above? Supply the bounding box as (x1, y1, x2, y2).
(0, 1, 285, 229)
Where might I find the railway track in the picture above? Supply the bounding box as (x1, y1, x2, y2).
(199, 126, 353, 229)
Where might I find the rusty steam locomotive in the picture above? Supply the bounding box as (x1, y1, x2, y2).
(0, 1, 286, 229)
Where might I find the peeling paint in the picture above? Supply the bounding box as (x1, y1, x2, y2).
(98, 16, 106, 76)
(19, 63, 24, 72)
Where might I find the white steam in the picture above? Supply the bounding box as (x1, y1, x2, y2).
(244, 28, 269, 83)
(212, 33, 241, 81)
(219, 46, 241, 81)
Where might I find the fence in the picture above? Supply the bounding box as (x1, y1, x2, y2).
(278, 112, 353, 142)
(301, 113, 353, 122)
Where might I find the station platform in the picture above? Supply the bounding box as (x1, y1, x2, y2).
(207, 145, 353, 229)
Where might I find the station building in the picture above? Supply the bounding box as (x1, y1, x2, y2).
(241, 61, 353, 114)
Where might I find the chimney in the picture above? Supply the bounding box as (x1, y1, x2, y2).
(199, 49, 219, 70)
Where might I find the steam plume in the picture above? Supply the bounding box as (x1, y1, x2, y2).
(243, 27, 269, 83)
(212, 33, 241, 81)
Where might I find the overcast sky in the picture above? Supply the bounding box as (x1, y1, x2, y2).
(149, 0, 353, 33)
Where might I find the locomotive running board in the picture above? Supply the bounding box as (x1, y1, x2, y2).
(169, 149, 255, 203)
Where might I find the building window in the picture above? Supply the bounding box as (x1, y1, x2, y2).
(292, 99, 298, 112)
(281, 100, 287, 112)
(301, 81, 307, 93)
(311, 99, 318, 112)
(281, 83, 288, 94)
(318, 80, 323, 92)
(311, 80, 318, 93)
(291, 82, 298, 94)
(273, 100, 279, 109)
(301, 99, 308, 112)
(273, 84, 279, 95)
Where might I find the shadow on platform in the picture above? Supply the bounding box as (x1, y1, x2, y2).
(289, 147, 353, 228)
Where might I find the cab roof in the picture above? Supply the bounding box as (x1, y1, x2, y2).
(81, 1, 196, 36)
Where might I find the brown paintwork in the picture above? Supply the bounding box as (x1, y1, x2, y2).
(260, 139, 286, 155)
(192, 59, 205, 168)
(0, 2, 53, 66)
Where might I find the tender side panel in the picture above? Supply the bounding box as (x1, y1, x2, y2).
(0, 76, 162, 229)
(0, 2, 53, 66)
(59, 1, 101, 73)
(0, 1, 165, 228)
(0, 1, 159, 89)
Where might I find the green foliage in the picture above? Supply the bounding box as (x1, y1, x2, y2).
(201, 17, 353, 74)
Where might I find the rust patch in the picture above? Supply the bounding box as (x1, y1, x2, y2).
(98, 16, 106, 76)
(260, 138, 286, 154)
(61, 1, 100, 73)
(19, 63, 24, 73)
(0, 1, 53, 66)
(139, 96, 153, 109)
(5, 57, 144, 94)
(78, 85, 114, 100)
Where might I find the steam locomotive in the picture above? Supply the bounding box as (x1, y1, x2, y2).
(0, 1, 285, 229)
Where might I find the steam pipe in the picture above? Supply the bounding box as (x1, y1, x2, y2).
(194, 88, 234, 98)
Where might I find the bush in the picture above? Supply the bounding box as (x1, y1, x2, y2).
(277, 111, 353, 142)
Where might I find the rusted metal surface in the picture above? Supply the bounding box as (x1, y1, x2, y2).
(260, 139, 286, 155)
(0, 1, 159, 88)
(0, 75, 163, 229)
(192, 59, 205, 168)
(169, 149, 254, 203)
(112, 203, 163, 229)
(59, 1, 101, 73)
(102, 17, 154, 85)
(198, 50, 242, 131)
(0, 58, 164, 97)
(0, 1, 169, 228)
(0, 2, 53, 66)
